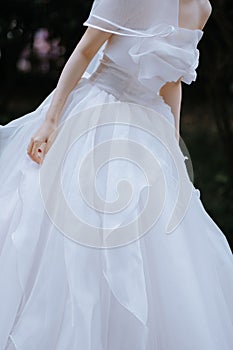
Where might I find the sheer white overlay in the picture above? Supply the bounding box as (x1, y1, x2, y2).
(0, 1, 233, 349)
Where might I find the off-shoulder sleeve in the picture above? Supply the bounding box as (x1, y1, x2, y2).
(103, 27, 204, 91)
(83, 0, 203, 90)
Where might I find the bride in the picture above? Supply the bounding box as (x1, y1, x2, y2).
(1, 0, 233, 349)
(27, 0, 213, 163)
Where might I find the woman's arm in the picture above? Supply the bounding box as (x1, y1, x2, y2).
(159, 79, 182, 142)
(27, 27, 112, 164)
(46, 27, 112, 125)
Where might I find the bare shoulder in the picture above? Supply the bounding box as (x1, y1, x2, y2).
(199, 0, 212, 28)
(200, 0, 212, 17)
(179, 0, 212, 30)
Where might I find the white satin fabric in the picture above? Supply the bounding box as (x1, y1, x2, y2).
(0, 4, 233, 350)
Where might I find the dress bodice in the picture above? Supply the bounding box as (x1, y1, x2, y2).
(86, 27, 203, 125)
(87, 26, 203, 95)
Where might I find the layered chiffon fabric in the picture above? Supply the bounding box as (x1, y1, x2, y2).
(0, 6, 233, 349)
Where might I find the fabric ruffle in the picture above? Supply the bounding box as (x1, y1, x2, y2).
(101, 26, 203, 94)
(1, 75, 233, 350)
(84, 16, 177, 38)
(128, 27, 203, 90)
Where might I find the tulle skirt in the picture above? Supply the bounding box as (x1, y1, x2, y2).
(0, 76, 233, 350)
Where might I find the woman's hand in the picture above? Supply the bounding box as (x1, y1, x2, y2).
(27, 119, 58, 165)
(27, 27, 112, 165)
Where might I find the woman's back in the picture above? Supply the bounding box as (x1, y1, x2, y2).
(1, 1, 233, 350)
(84, 0, 212, 94)
(84, 0, 209, 125)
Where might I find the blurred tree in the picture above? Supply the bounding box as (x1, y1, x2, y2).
(0, 0, 92, 119)
(198, 0, 233, 178)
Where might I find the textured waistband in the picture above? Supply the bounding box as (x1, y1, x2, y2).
(89, 55, 158, 102)
(88, 55, 175, 126)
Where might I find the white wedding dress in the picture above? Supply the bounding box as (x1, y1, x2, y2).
(0, 13, 233, 350)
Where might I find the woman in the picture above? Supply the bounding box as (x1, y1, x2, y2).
(0, 0, 233, 349)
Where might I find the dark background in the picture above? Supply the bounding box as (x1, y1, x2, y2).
(0, 0, 232, 248)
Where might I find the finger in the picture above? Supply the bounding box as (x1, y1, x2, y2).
(30, 150, 41, 164)
(37, 142, 47, 164)
(28, 151, 41, 165)
(27, 134, 47, 164)
(27, 141, 37, 162)
(44, 130, 57, 155)
(29, 141, 44, 164)
(38, 142, 47, 155)
(27, 138, 41, 157)
(31, 139, 44, 156)
(27, 139, 34, 155)
(44, 139, 52, 155)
